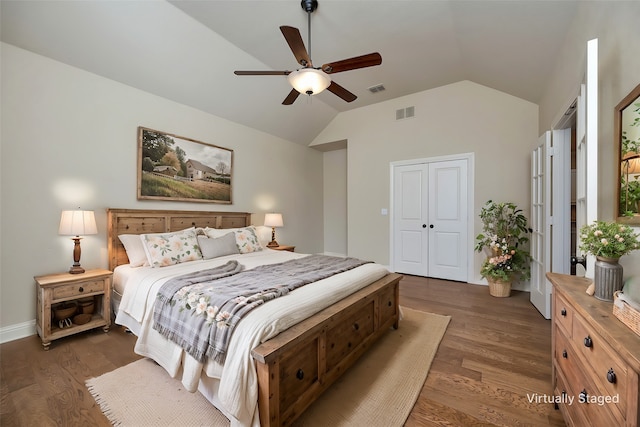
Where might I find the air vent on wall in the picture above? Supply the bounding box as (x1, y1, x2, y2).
(368, 84, 386, 93)
(395, 106, 415, 120)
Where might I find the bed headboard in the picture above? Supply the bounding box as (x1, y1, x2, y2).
(106, 208, 252, 271)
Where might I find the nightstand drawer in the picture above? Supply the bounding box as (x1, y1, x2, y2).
(52, 279, 105, 300)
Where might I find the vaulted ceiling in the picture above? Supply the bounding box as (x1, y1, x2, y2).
(1, 0, 583, 145)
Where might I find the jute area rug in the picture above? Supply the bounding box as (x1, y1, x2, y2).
(86, 307, 450, 426)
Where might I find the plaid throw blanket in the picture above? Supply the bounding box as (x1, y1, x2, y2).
(152, 255, 372, 364)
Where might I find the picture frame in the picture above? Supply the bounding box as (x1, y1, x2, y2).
(137, 127, 233, 204)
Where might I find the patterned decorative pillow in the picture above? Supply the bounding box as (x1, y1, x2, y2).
(234, 226, 263, 253)
(141, 228, 203, 267)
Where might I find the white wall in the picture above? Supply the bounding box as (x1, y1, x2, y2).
(323, 149, 348, 256)
(0, 43, 324, 339)
(313, 80, 539, 287)
(536, 2, 640, 276)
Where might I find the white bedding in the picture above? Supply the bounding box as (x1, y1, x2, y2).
(114, 249, 389, 426)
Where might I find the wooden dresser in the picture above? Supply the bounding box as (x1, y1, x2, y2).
(548, 273, 640, 426)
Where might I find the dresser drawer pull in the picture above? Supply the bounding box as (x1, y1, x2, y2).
(561, 308, 567, 316)
(607, 368, 617, 384)
(583, 336, 592, 348)
(79, 286, 84, 292)
(296, 369, 304, 380)
(579, 389, 588, 402)
(562, 350, 568, 359)
(353, 322, 359, 331)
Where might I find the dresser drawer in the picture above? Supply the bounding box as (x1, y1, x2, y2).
(554, 361, 589, 427)
(52, 279, 106, 300)
(554, 292, 573, 337)
(325, 300, 375, 371)
(554, 326, 625, 426)
(571, 313, 628, 416)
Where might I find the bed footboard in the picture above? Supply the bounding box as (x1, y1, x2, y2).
(251, 272, 402, 426)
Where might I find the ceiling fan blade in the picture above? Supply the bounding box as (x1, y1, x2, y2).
(282, 89, 301, 105)
(234, 70, 291, 76)
(280, 26, 312, 67)
(327, 81, 357, 103)
(321, 53, 382, 74)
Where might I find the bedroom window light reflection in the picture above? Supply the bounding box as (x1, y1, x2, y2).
(264, 213, 283, 248)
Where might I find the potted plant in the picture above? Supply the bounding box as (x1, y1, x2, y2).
(475, 200, 531, 297)
(579, 220, 639, 301)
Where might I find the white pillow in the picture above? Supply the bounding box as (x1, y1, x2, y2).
(197, 233, 239, 259)
(118, 234, 149, 267)
(140, 227, 203, 268)
(254, 225, 272, 248)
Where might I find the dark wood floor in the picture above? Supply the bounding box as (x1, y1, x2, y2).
(0, 276, 566, 426)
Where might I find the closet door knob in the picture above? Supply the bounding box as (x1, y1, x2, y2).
(422, 224, 427, 228)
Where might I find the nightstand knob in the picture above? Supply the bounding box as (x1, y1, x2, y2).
(607, 368, 617, 384)
(583, 336, 592, 348)
(78, 286, 84, 292)
(296, 369, 304, 380)
(561, 308, 567, 316)
(562, 350, 568, 359)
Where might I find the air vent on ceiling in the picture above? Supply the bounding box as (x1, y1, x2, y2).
(396, 106, 415, 120)
(368, 84, 386, 93)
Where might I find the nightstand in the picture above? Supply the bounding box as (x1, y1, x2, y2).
(35, 268, 112, 350)
(269, 245, 295, 252)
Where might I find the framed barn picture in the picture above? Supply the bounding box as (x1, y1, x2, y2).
(137, 127, 233, 204)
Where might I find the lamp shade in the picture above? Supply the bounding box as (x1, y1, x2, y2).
(59, 210, 98, 236)
(264, 213, 283, 228)
(287, 68, 331, 96)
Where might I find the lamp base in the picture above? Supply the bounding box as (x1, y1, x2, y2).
(267, 240, 280, 248)
(69, 265, 85, 274)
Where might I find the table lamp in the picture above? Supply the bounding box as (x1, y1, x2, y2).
(58, 209, 97, 274)
(264, 213, 283, 248)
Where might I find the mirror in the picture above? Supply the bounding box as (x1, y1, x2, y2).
(617, 83, 640, 224)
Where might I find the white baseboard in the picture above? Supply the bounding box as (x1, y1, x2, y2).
(0, 319, 36, 344)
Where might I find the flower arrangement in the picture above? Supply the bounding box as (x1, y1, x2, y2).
(480, 247, 531, 282)
(476, 200, 531, 284)
(579, 220, 640, 259)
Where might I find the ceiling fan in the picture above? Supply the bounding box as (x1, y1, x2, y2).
(234, 0, 382, 105)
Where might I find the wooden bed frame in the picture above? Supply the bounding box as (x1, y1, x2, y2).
(106, 208, 402, 426)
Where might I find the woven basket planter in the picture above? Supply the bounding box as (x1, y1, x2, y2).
(488, 278, 512, 298)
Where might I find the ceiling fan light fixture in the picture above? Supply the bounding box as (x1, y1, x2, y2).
(287, 68, 331, 96)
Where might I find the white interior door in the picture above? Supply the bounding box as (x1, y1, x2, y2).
(576, 38, 599, 277)
(427, 159, 468, 281)
(530, 130, 571, 319)
(392, 164, 429, 275)
(391, 156, 470, 281)
(530, 135, 548, 317)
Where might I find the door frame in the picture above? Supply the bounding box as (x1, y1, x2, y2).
(389, 152, 475, 283)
